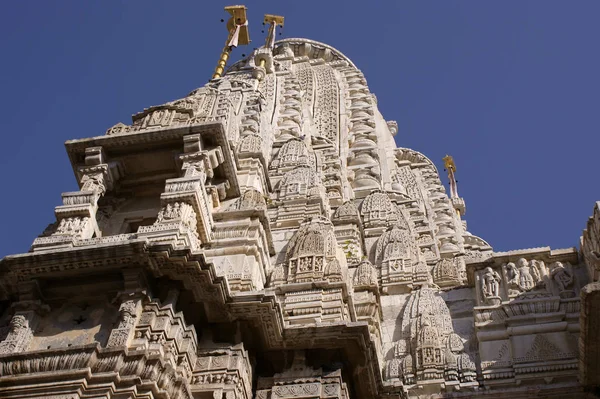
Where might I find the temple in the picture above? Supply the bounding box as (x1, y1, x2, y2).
(1, 8, 600, 399)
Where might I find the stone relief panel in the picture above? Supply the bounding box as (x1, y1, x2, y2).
(474, 257, 584, 307)
(473, 254, 583, 383)
(256, 351, 350, 399)
(272, 216, 346, 286)
(192, 344, 253, 399)
(385, 288, 477, 390)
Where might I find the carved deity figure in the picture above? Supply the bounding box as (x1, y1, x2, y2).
(80, 172, 106, 195)
(551, 262, 575, 297)
(54, 216, 90, 238)
(504, 262, 521, 296)
(481, 267, 501, 304)
(161, 203, 181, 220)
(516, 258, 535, 291)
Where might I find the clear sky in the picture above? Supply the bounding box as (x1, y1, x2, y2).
(0, 1, 598, 257)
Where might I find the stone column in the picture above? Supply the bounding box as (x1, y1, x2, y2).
(0, 312, 35, 354)
(138, 134, 224, 249)
(106, 269, 148, 348)
(32, 146, 117, 250)
(0, 281, 49, 354)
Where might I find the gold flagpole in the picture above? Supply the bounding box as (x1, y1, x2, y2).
(212, 5, 251, 80)
(443, 155, 462, 218)
(258, 14, 284, 69)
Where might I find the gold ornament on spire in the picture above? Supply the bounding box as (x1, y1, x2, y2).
(212, 5, 251, 80)
(263, 14, 284, 50)
(443, 155, 465, 218)
(443, 155, 458, 199)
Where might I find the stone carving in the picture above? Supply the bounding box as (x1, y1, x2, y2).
(256, 350, 349, 399)
(433, 257, 466, 288)
(53, 217, 90, 238)
(481, 267, 502, 305)
(279, 217, 343, 284)
(80, 171, 107, 195)
(5, 33, 595, 399)
(0, 314, 33, 354)
(229, 188, 267, 211)
(155, 202, 198, 234)
(332, 200, 360, 225)
(238, 133, 263, 155)
(277, 166, 322, 200)
(374, 211, 429, 291)
(516, 258, 538, 291)
(386, 288, 475, 386)
(313, 65, 340, 144)
(360, 190, 398, 229)
(502, 258, 547, 298)
(353, 259, 378, 288)
(270, 138, 315, 171)
(106, 298, 139, 348)
(551, 261, 575, 298)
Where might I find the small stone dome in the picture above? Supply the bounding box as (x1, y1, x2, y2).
(332, 200, 360, 225)
(360, 190, 398, 228)
(353, 259, 378, 289)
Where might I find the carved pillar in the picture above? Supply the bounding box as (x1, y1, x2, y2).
(0, 282, 49, 354)
(106, 269, 148, 348)
(106, 296, 142, 348)
(138, 134, 223, 249)
(0, 312, 34, 354)
(32, 146, 118, 249)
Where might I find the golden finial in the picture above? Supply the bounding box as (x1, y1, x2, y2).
(443, 155, 456, 174)
(212, 5, 251, 80)
(263, 14, 284, 50)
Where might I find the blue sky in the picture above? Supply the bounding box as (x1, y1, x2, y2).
(0, 1, 598, 257)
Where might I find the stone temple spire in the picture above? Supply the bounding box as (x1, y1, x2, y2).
(0, 7, 598, 399)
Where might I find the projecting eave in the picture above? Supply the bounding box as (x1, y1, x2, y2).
(63, 121, 240, 198)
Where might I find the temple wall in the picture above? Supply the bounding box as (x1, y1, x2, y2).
(0, 37, 598, 399)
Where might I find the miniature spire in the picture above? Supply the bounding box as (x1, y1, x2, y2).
(212, 5, 251, 80)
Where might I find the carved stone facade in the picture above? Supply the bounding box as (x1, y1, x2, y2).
(0, 35, 599, 399)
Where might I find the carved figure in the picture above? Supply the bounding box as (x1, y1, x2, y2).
(516, 258, 535, 291)
(551, 262, 575, 297)
(80, 172, 106, 194)
(481, 267, 501, 304)
(504, 262, 520, 296)
(54, 216, 90, 238)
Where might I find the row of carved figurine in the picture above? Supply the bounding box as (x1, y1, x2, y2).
(480, 258, 577, 305)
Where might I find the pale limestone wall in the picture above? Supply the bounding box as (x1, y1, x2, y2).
(0, 37, 597, 399)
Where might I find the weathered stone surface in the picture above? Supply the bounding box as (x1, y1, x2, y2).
(0, 30, 599, 399)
